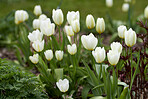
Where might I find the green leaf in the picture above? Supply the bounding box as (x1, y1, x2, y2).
(54, 68, 63, 81)
(119, 87, 129, 99)
(82, 85, 91, 99)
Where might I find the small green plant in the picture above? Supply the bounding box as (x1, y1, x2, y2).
(0, 58, 48, 99)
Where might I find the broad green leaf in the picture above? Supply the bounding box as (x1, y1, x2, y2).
(82, 85, 91, 99)
(119, 87, 129, 99)
(54, 68, 63, 81)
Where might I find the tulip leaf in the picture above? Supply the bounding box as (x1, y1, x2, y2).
(82, 85, 91, 99)
(119, 87, 129, 99)
(54, 68, 63, 81)
(95, 64, 108, 79)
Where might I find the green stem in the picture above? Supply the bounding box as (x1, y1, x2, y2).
(72, 55, 76, 79)
(98, 63, 102, 80)
(116, 65, 119, 99)
(130, 48, 133, 81)
(90, 51, 96, 73)
(58, 26, 61, 45)
(98, 34, 101, 47)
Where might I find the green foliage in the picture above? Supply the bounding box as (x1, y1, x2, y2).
(0, 58, 48, 99)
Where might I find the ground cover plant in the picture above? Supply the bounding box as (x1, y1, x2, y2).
(0, 0, 148, 99)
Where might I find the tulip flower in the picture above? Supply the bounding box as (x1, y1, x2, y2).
(67, 36, 72, 44)
(125, 28, 137, 47)
(67, 11, 80, 25)
(86, 14, 95, 29)
(92, 47, 106, 63)
(111, 42, 122, 54)
(67, 44, 77, 55)
(122, 3, 129, 12)
(28, 29, 43, 42)
(52, 9, 64, 25)
(65, 26, 74, 36)
(29, 54, 39, 64)
(32, 40, 44, 52)
(15, 10, 29, 24)
(33, 19, 40, 29)
(40, 19, 55, 36)
(71, 19, 80, 33)
(144, 6, 148, 19)
(44, 50, 53, 61)
(107, 50, 120, 66)
(39, 14, 47, 21)
(117, 25, 127, 38)
(96, 18, 105, 34)
(55, 50, 64, 61)
(106, 0, 113, 8)
(81, 33, 98, 50)
(56, 79, 69, 92)
(33, 5, 42, 16)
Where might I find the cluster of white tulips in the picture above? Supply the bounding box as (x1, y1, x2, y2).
(14, 3, 139, 95)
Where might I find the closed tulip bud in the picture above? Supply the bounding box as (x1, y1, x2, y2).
(144, 6, 148, 19)
(33, 19, 40, 29)
(92, 47, 106, 63)
(111, 42, 122, 54)
(81, 33, 98, 50)
(32, 40, 44, 52)
(39, 14, 47, 21)
(33, 5, 42, 16)
(118, 25, 127, 38)
(52, 9, 64, 25)
(56, 79, 69, 92)
(106, 0, 113, 7)
(122, 3, 129, 12)
(125, 28, 137, 47)
(44, 50, 53, 61)
(96, 18, 105, 34)
(71, 19, 80, 33)
(86, 14, 95, 29)
(40, 19, 55, 36)
(124, 0, 131, 3)
(29, 54, 39, 64)
(67, 11, 80, 25)
(15, 10, 29, 24)
(107, 50, 120, 66)
(67, 36, 72, 44)
(65, 26, 74, 36)
(55, 50, 64, 61)
(28, 29, 43, 42)
(67, 44, 77, 55)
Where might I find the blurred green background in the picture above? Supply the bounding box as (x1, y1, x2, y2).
(0, 0, 147, 20)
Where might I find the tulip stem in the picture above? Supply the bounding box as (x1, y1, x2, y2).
(58, 26, 61, 45)
(98, 63, 102, 80)
(98, 34, 101, 47)
(90, 51, 96, 72)
(130, 47, 133, 84)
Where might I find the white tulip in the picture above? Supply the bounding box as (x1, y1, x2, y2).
(15, 10, 29, 24)
(107, 50, 120, 66)
(55, 50, 64, 61)
(67, 11, 80, 25)
(40, 19, 55, 36)
(52, 9, 64, 25)
(29, 54, 39, 64)
(118, 25, 127, 38)
(86, 14, 95, 29)
(65, 26, 74, 36)
(125, 28, 137, 47)
(67, 36, 72, 44)
(71, 19, 80, 33)
(67, 44, 77, 55)
(44, 50, 53, 61)
(111, 42, 122, 54)
(96, 18, 105, 34)
(33, 5, 42, 16)
(122, 3, 129, 12)
(106, 0, 113, 7)
(39, 14, 47, 21)
(81, 33, 98, 50)
(92, 47, 106, 63)
(144, 6, 148, 19)
(32, 40, 44, 52)
(28, 29, 43, 42)
(33, 19, 40, 29)
(56, 79, 69, 92)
